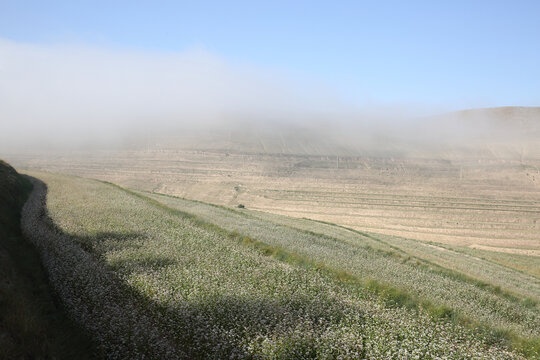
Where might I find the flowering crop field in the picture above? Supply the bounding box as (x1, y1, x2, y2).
(22, 171, 538, 359)
(143, 192, 540, 336)
(145, 192, 540, 301)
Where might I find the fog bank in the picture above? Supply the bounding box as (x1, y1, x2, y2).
(0, 38, 356, 150)
(1, 39, 538, 157)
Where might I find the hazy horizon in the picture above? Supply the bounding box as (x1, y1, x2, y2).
(1, 1, 539, 152)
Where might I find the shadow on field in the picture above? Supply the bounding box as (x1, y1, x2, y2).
(0, 169, 95, 360)
(31, 177, 364, 359)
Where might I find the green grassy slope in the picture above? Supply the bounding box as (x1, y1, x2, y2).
(142, 191, 540, 352)
(22, 170, 537, 358)
(0, 161, 94, 359)
(456, 246, 540, 279)
(214, 203, 540, 299)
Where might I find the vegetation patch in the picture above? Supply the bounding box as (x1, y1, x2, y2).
(19, 171, 540, 359)
(0, 160, 94, 359)
(144, 187, 540, 358)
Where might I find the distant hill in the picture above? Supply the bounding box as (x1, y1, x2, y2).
(432, 106, 540, 139)
(138, 106, 539, 159)
(418, 106, 540, 159)
(451, 106, 540, 127)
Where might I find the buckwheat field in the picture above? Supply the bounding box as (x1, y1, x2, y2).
(20, 171, 538, 359)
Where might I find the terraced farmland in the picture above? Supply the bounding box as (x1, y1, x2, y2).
(20, 170, 539, 358)
(9, 148, 540, 257)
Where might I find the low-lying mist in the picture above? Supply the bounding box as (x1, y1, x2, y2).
(1, 38, 538, 158)
(0, 38, 346, 150)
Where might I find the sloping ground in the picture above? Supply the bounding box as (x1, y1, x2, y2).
(199, 201, 540, 299)
(421, 106, 540, 159)
(452, 106, 540, 129)
(143, 191, 540, 335)
(0, 161, 94, 359)
(9, 143, 539, 255)
(99, 106, 540, 157)
(0, 160, 32, 234)
(457, 247, 540, 278)
(21, 170, 537, 358)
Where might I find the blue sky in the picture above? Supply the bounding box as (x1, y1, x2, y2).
(1, 1, 539, 110)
